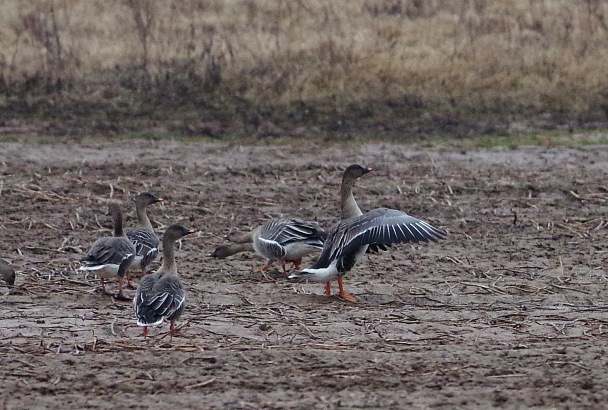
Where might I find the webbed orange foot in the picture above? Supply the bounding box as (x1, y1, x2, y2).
(337, 278, 357, 302)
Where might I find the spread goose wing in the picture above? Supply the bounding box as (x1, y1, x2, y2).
(335, 208, 446, 254)
(312, 208, 447, 272)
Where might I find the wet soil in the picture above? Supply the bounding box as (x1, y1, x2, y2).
(1, 140, 608, 409)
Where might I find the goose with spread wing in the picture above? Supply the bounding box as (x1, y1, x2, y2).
(134, 224, 195, 338)
(210, 219, 326, 275)
(79, 203, 136, 298)
(289, 164, 447, 301)
(125, 192, 164, 285)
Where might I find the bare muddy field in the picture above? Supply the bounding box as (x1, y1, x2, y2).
(1, 140, 608, 409)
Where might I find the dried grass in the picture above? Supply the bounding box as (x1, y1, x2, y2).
(1, 0, 608, 134)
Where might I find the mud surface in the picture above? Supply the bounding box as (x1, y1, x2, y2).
(1, 140, 608, 409)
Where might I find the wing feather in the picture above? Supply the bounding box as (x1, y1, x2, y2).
(82, 237, 136, 267)
(309, 208, 446, 273)
(126, 228, 160, 256)
(134, 275, 186, 326)
(257, 237, 287, 259)
(261, 219, 326, 247)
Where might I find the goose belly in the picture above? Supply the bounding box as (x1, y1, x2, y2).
(284, 243, 320, 261)
(128, 255, 145, 271)
(290, 261, 341, 282)
(79, 264, 121, 279)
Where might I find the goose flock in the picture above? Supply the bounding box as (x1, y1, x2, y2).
(2, 164, 447, 338)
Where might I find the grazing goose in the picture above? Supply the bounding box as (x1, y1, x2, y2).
(210, 219, 326, 275)
(125, 192, 164, 285)
(0, 259, 15, 286)
(79, 203, 136, 298)
(289, 164, 447, 301)
(134, 224, 195, 338)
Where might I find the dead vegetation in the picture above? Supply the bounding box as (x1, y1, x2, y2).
(2, 141, 608, 407)
(1, 1, 608, 138)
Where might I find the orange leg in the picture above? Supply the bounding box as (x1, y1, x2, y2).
(337, 278, 357, 302)
(325, 282, 332, 296)
(170, 322, 176, 338)
(281, 262, 288, 276)
(100, 277, 106, 292)
(126, 270, 132, 288)
(116, 279, 125, 298)
(291, 259, 302, 271)
(143, 326, 148, 338)
(256, 264, 271, 272)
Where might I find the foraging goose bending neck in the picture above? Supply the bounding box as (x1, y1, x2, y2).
(225, 230, 253, 244)
(134, 224, 195, 338)
(209, 242, 255, 258)
(290, 164, 447, 302)
(125, 192, 164, 285)
(211, 219, 326, 275)
(79, 203, 136, 299)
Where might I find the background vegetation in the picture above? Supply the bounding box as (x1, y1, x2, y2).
(1, 0, 608, 140)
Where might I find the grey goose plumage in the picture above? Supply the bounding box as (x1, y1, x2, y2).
(289, 164, 447, 301)
(210, 219, 326, 274)
(79, 203, 136, 298)
(125, 192, 164, 281)
(134, 224, 195, 338)
(0, 259, 15, 286)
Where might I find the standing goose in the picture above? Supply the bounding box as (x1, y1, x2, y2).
(210, 219, 327, 275)
(125, 192, 164, 285)
(79, 203, 136, 298)
(289, 164, 447, 301)
(134, 224, 195, 338)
